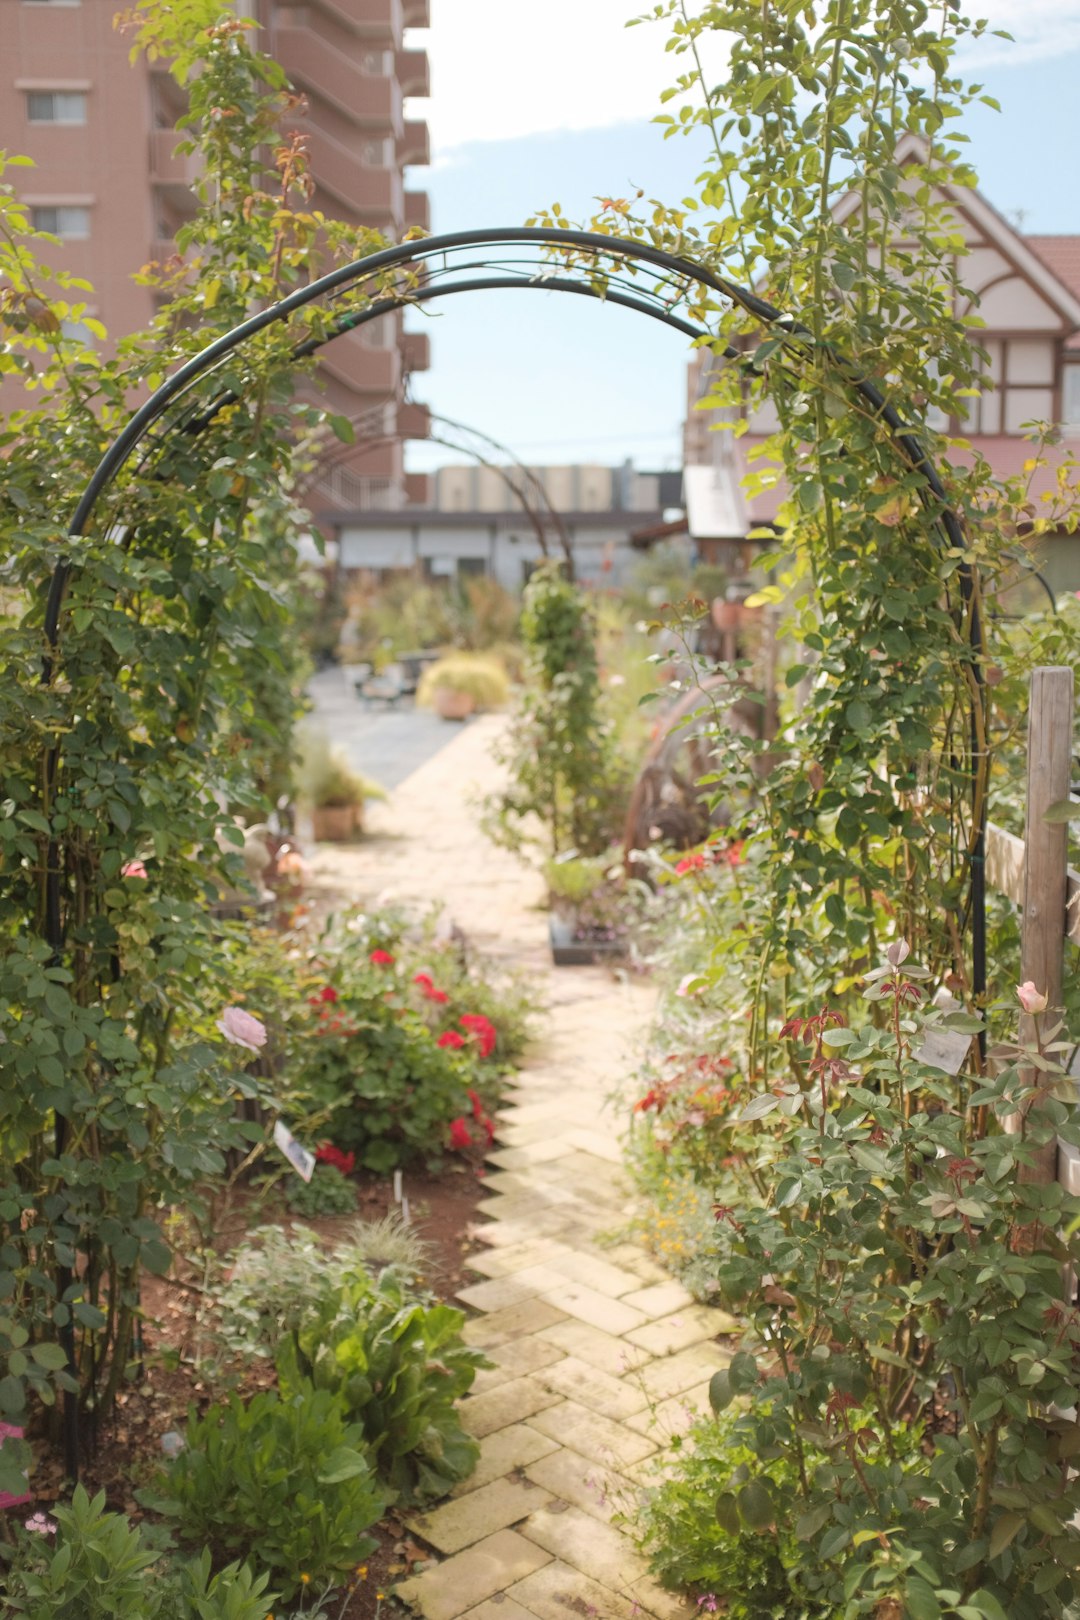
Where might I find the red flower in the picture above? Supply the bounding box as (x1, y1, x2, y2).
(438, 1030, 466, 1049)
(467, 1088, 484, 1121)
(448, 1117, 473, 1151)
(461, 1014, 497, 1059)
(414, 972, 450, 1005)
(714, 840, 745, 868)
(635, 1089, 664, 1113)
(316, 1143, 356, 1175)
(309, 985, 338, 1005)
(675, 852, 706, 875)
(369, 950, 395, 967)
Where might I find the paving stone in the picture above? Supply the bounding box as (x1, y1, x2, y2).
(460, 1375, 563, 1438)
(625, 1385, 710, 1439)
(547, 1252, 644, 1298)
(459, 1600, 538, 1620)
(624, 1305, 739, 1357)
(535, 1355, 649, 1421)
(636, 1341, 731, 1402)
(537, 1319, 652, 1377)
(457, 1276, 547, 1314)
(462, 1299, 568, 1349)
(487, 1141, 574, 1169)
(467, 1239, 573, 1279)
(395, 1530, 553, 1620)
(524, 1445, 638, 1525)
(450, 1422, 561, 1496)
(518, 1502, 651, 1590)
(506, 1559, 641, 1620)
(480, 1336, 566, 1382)
(527, 1399, 658, 1469)
(539, 1282, 647, 1337)
(619, 1280, 696, 1318)
(473, 1215, 580, 1249)
(407, 1474, 554, 1554)
(561, 1127, 624, 1164)
(600, 1243, 672, 1283)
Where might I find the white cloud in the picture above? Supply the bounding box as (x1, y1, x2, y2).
(414, 0, 1080, 152)
(417, 1, 718, 150)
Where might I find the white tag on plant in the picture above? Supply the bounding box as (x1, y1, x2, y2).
(273, 1119, 315, 1182)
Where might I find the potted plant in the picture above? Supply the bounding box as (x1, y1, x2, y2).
(295, 731, 384, 842)
(544, 851, 628, 965)
(416, 653, 510, 721)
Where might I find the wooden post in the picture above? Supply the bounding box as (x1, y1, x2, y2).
(1011, 666, 1075, 1185)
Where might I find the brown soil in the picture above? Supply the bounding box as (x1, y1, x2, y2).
(17, 1162, 488, 1619)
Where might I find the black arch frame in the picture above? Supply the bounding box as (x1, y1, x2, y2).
(38, 226, 987, 1477)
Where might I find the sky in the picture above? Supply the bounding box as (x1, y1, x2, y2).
(401, 1, 1080, 476)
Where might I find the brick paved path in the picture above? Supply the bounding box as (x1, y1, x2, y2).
(310, 717, 732, 1620)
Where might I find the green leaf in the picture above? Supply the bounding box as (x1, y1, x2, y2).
(988, 1512, 1024, 1559)
(845, 698, 872, 733)
(328, 413, 355, 445)
(796, 1502, 832, 1540)
(708, 1369, 734, 1413)
(30, 1342, 69, 1371)
(317, 1446, 372, 1483)
(831, 261, 856, 291)
(737, 1094, 779, 1123)
(1044, 799, 1080, 823)
(904, 1578, 942, 1620)
(737, 1478, 775, 1530)
(967, 1591, 1011, 1620)
(715, 1490, 740, 1535)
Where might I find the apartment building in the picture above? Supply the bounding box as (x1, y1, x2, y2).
(0, 0, 431, 513)
(683, 137, 1080, 592)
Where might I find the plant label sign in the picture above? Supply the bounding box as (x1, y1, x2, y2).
(914, 1028, 971, 1076)
(273, 1119, 315, 1183)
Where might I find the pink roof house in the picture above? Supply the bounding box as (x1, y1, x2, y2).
(683, 140, 1080, 594)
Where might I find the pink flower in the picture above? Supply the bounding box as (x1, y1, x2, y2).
(24, 1513, 56, 1535)
(370, 950, 395, 967)
(675, 852, 706, 875)
(675, 973, 704, 998)
(216, 1006, 267, 1052)
(1017, 980, 1048, 1015)
(438, 1030, 466, 1049)
(122, 860, 148, 879)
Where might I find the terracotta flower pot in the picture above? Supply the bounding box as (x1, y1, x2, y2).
(312, 803, 361, 841)
(433, 687, 476, 721)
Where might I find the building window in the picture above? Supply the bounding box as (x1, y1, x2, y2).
(1064, 365, 1080, 431)
(61, 318, 95, 347)
(31, 205, 90, 238)
(361, 51, 393, 75)
(26, 91, 87, 124)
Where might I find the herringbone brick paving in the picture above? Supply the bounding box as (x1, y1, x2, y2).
(310, 716, 734, 1620)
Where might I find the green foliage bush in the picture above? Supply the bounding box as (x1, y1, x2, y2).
(637, 1415, 830, 1619)
(158, 1387, 386, 1599)
(485, 563, 630, 857)
(285, 1165, 357, 1218)
(279, 1265, 486, 1503)
(416, 652, 510, 711)
(299, 981, 472, 1171)
(0, 1486, 273, 1620)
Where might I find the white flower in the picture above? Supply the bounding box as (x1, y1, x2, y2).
(1017, 981, 1048, 1015)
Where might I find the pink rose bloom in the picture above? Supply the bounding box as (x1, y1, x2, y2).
(1017, 981, 1048, 1015)
(122, 861, 148, 879)
(216, 1007, 267, 1051)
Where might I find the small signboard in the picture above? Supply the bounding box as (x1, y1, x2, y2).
(914, 1027, 972, 1076)
(273, 1119, 315, 1183)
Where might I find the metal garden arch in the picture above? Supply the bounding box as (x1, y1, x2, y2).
(41, 226, 987, 1476)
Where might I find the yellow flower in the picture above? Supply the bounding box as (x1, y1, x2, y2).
(300, 1573, 311, 1585)
(356, 1564, 369, 1579)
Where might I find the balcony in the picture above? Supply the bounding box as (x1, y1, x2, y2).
(402, 0, 429, 25)
(402, 329, 430, 373)
(315, 0, 403, 44)
(404, 190, 430, 233)
(276, 27, 401, 129)
(395, 48, 429, 97)
(303, 125, 403, 221)
(320, 328, 399, 397)
(148, 130, 202, 193)
(397, 400, 429, 439)
(398, 120, 430, 167)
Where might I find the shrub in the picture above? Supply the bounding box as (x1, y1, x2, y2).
(285, 1165, 357, 1218)
(279, 1265, 486, 1503)
(294, 730, 383, 810)
(0, 1487, 273, 1620)
(416, 652, 510, 711)
(157, 1386, 386, 1599)
(298, 982, 473, 1171)
(636, 1415, 826, 1619)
